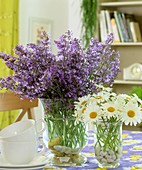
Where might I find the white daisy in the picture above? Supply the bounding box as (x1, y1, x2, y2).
(74, 105, 87, 122)
(74, 94, 90, 110)
(131, 94, 142, 105)
(117, 94, 126, 106)
(83, 105, 101, 123)
(93, 90, 114, 103)
(95, 84, 113, 92)
(87, 96, 98, 105)
(117, 94, 131, 106)
(122, 101, 142, 126)
(102, 102, 119, 119)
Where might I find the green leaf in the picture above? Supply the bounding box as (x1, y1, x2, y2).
(81, 0, 99, 47)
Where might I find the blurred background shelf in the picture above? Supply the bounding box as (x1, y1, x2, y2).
(101, 1, 142, 7)
(112, 42, 142, 46)
(114, 80, 142, 85)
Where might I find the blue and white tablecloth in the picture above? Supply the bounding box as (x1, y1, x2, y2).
(43, 130, 142, 170)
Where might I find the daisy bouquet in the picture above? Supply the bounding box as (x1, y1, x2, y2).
(74, 86, 142, 126)
(74, 86, 142, 167)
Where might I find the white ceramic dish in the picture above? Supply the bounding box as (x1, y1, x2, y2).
(0, 154, 49, 169)
(0, 167, 44, 170)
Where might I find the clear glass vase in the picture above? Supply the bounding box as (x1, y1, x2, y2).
(93, 120, 122, 168)
(41, 99, 87, 166)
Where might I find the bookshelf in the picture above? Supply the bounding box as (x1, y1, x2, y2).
(114, 80, 142, 85)
(100, 0, 142, 94)
(112, 42, 142, 46)
(101, 1, 142, 7)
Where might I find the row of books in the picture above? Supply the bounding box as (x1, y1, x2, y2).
(99, 10, 142, 43)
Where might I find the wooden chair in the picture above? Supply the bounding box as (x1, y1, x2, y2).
(0, 92, 38, 122)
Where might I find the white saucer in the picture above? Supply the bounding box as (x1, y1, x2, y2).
(0, 154, 49, 169)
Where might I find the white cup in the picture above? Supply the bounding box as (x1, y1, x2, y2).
(0, 140, 45, 164)
(0, 119, 46, 164)
(0, 119, 46, 142)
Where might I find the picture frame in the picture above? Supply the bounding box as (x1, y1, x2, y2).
(29, 17, 52, 43)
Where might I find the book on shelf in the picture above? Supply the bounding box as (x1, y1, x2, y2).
(121, 12, 133, 42)
(117, 12, 129, 42)
(110, 17, 120, 43)
(125, 14, 134, 42)
(130, 22, 142, 42)
(114, 11, 124, 42)
(105, 10, 113, 34)
(99, 10, 108, 42)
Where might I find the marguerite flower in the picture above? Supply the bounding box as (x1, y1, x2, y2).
(94, 90, 116, 104)
(102, 101, 120, 119)
(131, 94, 142, 105)
(83, 105, 101, 123)
(74, 104, 87, 122)
(122, 101, 142, 126)
(87, 96, 98, 106)
(117, 94, 129, 107)
(74, 94, 90, 110)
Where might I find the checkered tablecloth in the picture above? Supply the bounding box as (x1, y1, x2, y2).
(43, 130, 142, 170)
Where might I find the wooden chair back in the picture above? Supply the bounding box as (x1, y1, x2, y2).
(0, 92, 38, 122)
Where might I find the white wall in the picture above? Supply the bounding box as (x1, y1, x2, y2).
(19, 0, 82, 44)
(68, 0, 82, 38)
(19, 0, 69, 45)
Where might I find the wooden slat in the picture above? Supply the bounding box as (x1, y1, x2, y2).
(15, 109, 27, 122)
(0, 92, 38, 122)
(0, 92, 38, 111)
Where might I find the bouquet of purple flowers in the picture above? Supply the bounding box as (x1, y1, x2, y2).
(0, 31, 120, 102)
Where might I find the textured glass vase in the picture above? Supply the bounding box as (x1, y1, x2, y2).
(41, 99, 87, 166)
(93, 120, 122, 168)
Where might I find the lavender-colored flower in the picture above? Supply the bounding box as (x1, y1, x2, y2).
(0, 31, 120, 102)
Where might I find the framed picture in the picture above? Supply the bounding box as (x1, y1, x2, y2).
(29, 17, 52, 43)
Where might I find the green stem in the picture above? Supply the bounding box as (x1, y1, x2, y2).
(45, 116, 87, 149)
(94, 120, 122, 153)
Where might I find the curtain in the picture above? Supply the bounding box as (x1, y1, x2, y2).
(0, 0, 19, 129)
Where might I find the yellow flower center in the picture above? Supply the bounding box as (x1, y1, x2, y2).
(126, 97, 131, 100)
(140, 105, 142, 111)
(81, 101, 87, 105)
(107, 107, 115, 112)
(96, 96, 102, 99)
(82, 108, 86, 113)
(127, 110, 135, 118)
(90, 112, 97, 119)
